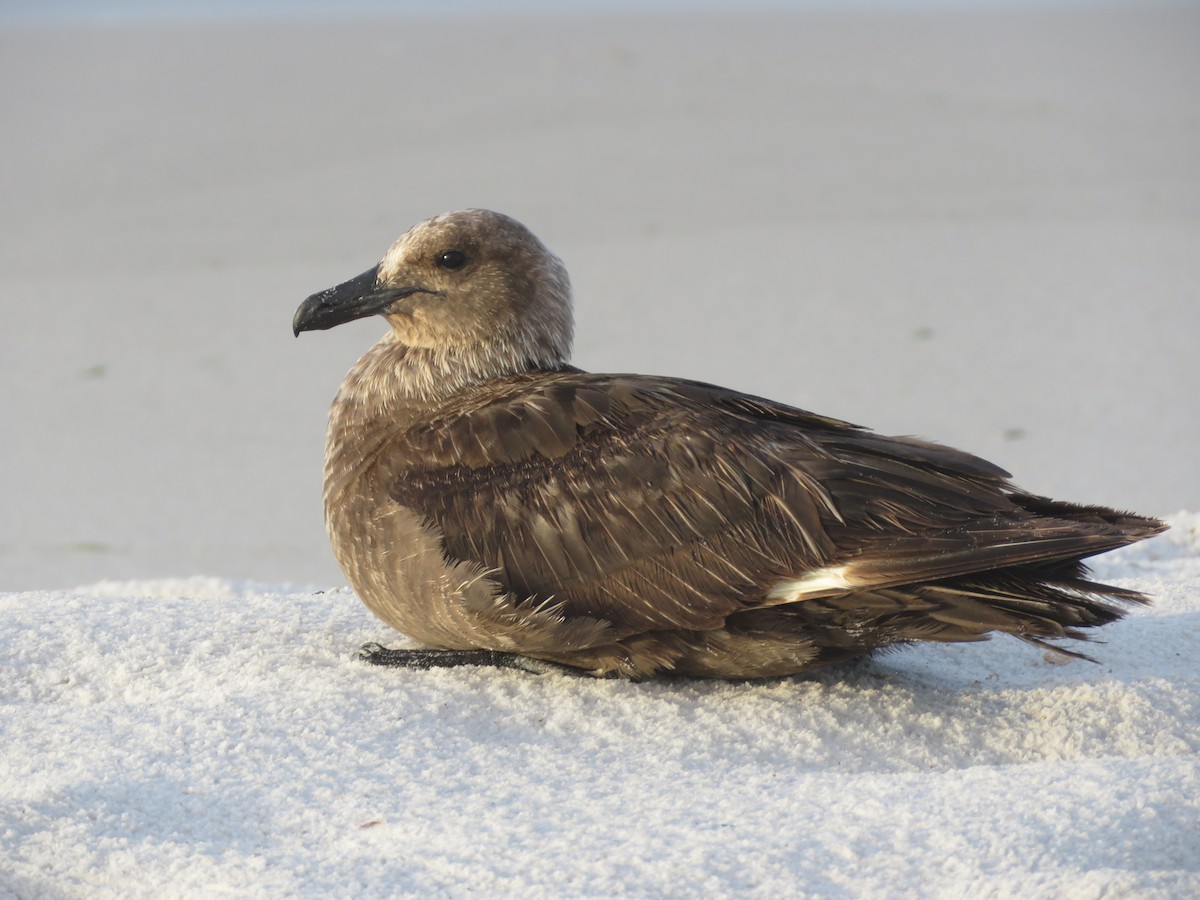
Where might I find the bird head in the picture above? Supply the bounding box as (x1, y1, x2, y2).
(293, 209, 574, 371)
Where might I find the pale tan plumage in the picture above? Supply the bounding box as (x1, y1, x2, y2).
(294, 209, 1164, 678)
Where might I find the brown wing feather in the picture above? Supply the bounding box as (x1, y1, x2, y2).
(388, 371, 1161, 637)
(390, 373, 839, 634)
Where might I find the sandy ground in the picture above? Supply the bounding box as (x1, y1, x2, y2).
(1, 7, 1197, 593)
(2, 516, 1197, 897)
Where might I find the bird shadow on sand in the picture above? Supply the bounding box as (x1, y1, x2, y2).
(342, 604, 1198, 777)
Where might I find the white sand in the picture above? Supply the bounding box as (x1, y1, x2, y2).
(1, 7, 1198, 895)
(2, 515, 1197, 897)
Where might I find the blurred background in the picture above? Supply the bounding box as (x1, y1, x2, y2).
(2, 1, 1197, 591)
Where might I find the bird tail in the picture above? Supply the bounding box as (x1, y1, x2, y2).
(908, 556, 1149, 660)
(1008, 495, 1168, 549)
(774, 508, 1165, 664)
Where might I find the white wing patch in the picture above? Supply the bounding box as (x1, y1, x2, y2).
(767, 565, 856, 601)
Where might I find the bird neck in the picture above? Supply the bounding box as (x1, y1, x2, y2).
(357, 329, 565, 405)
(322, 330, 563, 503)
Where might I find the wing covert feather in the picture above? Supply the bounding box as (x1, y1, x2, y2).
(389, 373, 838, 632)
(386, 372, 1141, 636)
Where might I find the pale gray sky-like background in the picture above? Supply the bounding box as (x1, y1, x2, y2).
(3, 0, 1178, 24)
(1, 1, 1197, 591)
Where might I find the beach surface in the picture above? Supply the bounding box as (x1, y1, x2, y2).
(2, 515, 1198, 896)
(1, 5, 1198, 896)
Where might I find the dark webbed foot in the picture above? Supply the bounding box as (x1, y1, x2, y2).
(355, 642, 582, 676)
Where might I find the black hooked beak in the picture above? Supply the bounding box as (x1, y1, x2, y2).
(293, 266, 423, 336)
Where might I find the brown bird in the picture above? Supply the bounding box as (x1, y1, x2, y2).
(293, 209, 1164, 679)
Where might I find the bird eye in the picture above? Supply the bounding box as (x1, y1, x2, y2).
(437, 249, 467, 271)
